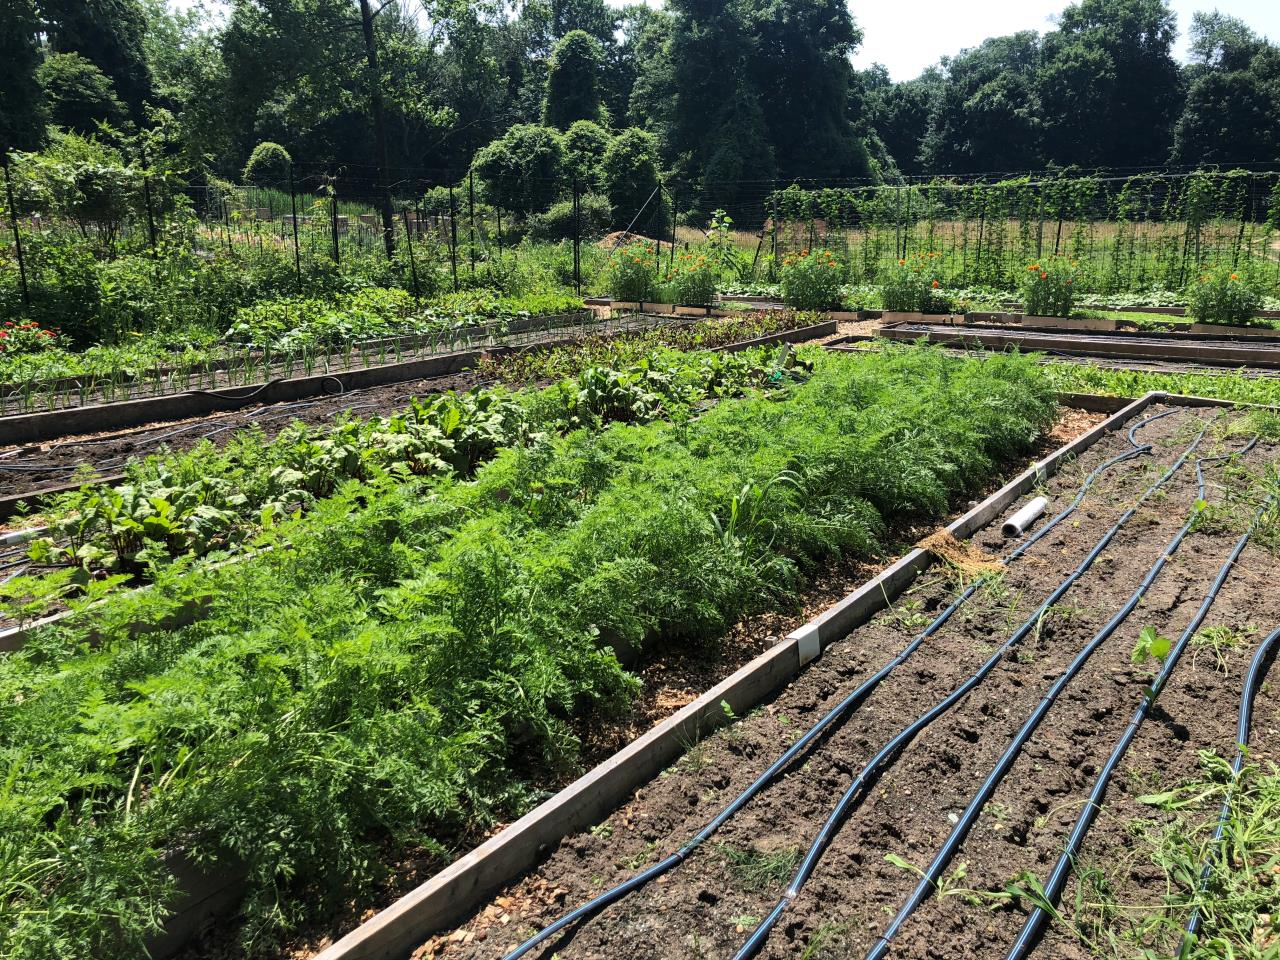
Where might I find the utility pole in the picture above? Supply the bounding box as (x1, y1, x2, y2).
(358, 0, 396, 259)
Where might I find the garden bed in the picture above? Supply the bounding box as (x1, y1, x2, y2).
(0, 345, 1062, 960)
(407, 397, 1280, 960)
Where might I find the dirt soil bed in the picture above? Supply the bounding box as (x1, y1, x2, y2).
(414, 403, 1280, 960)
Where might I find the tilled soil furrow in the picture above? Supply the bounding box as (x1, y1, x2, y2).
(750, 463, 1225, 959)
(1035, 552, 1280, 959)
(431, 408, 1221, 960)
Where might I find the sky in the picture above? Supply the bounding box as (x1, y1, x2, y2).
(170, 0, 1280, 82)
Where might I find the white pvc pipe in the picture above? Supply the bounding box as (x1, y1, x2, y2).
(0, 525, 48, 548)
(1002, 496, 1048, 538)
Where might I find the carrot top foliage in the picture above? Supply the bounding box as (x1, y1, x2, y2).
(0, 345, 1054, 958)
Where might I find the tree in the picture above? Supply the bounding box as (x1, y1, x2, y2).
(42, 0, 154, 122)
(543, 30, 607, 129)
(37, 54, 128, 135)
(746, 0, 872, 182)
(563, 119, 610, 190)
(472, 123, 565, 217)
(1038, 0, 1183, 168)
(1171, 13, 1280, 166)
(862, 65, 942, 176)
(601, 127, 665, 234)
(0, 0, 46, 153)
(920, 33, 1043, 174)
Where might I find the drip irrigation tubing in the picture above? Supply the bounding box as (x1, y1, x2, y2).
(1181, 623, 1280, 949)
(865, 432, 1259, 960)
(730, 411, 1219, 960)
(499, 408, 1183, 960)
(1005, 487, 1280, 960)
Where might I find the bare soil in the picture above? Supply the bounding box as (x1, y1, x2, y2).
(413, 404, 1280, 960)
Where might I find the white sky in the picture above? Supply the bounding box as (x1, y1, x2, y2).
(170, 0, 1280, 81)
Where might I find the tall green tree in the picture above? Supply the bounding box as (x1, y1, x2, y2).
(1038, 0, 1183, 167)
(861, 65, 942, 176)
(42, 0, 154, 122)
(0, 0, 46, 153)
(746, 0, 871, 182)
(37, 53, 127, 135)
(543, 29, 606, 129)
(920, 33, 1043, 174)
(1170, 13, 1280, 166)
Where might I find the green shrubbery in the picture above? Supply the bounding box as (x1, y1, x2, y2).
(0, 345, 1054, 959)
(780, 248, 845, 311)
(1187, 265, 1266, 326)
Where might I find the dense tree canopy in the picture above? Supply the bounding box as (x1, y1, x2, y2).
(0, 0, 1276, 224)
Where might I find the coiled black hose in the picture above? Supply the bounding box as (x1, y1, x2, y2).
(1004, 488, 1279, 960)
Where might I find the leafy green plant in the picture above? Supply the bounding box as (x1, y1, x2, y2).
(667, 250, 717, 306)
(1187, 265, 1267, 326)
(780, 248, 845, 311)
(605, 241, 658, 302)
(882, 253, 950, 313)
(1021, 256, 1077, 317)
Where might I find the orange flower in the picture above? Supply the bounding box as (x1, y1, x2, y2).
(1065, 279, 1072, 286)
(898, 259, 906, 266)
(1230, 272, 1240, 280)
(1040, 271, 1048, 280)
(931, 280, 940, 289)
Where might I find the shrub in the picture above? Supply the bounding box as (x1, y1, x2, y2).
(781, 249, 845, 311)
(602, 128, 666, 237)
(1187, 265, 1266, 326)
(242, 142, 292, 185)
(667, 251, 717, 307)
(1021, 256, 1076, 317)
(526, 193, 612, 241)
(563, 120, 611, 192)
(882, 253, 950, 313)
(606, 241, 658, 302)
(472, 124, 565, 218)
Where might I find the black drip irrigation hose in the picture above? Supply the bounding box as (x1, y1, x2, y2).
(864, 432, 1259, 960)
(1005, 488, 1280, 960)
(731, 412, 1220, 960)
(1181, 624, 1280, 950)
(499, 409, 1182, 960)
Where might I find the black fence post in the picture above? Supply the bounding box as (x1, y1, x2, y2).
(668, 190, 677, 276)
(448, 182, 459, 292)
(288, 169, 302, 291)
(329, 179, 341, 264)
(139, 141, 158, 256)
(402, 207, 420, 298)
(655, 182, 663, 272)
(467, 168, 477, 276)
(2, 154, 30, 308)
(572, 177, 581, 295)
